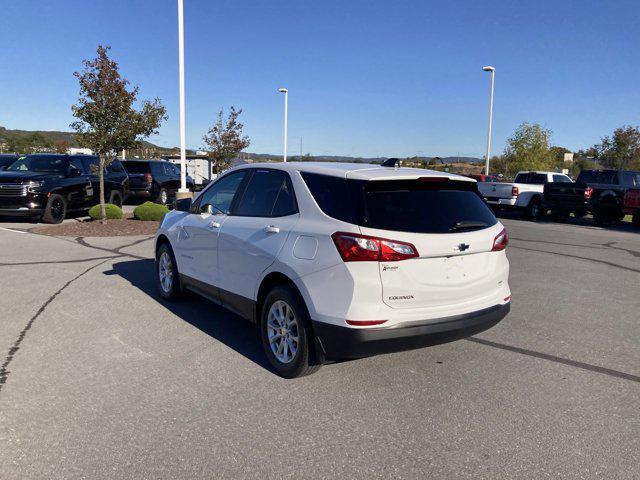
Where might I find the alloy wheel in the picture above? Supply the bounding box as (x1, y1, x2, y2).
(267, 300, 299, 364)
(158, 251, 174, 293)
(51, 198, 65, 222)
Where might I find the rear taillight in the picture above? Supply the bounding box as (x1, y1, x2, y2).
(331, 232, 419, 262)
(144, 173, 153, 185)
(511, 186, 519, 197)
(584, 187, 594, 200)
(492, 228, 509, 251)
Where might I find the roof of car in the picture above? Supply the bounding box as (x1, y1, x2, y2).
(230, 161, 475, 182)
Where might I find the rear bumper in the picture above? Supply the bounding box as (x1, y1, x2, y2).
(542, 197, 589, 212)
(485, 197, 517, 207)
(312, 303, 510, 360)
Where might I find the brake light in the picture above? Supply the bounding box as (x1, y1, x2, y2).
(331, 232, 419, 262)
(511, 186, 519, 197)
(144, 173, 153, 185)
(346, 319, 388, 326)
(584, 187, 594, 200)
(492, 228, 509, 251)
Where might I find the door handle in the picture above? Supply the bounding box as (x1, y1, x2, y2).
(208, 221, 221, 229)
(264, 225, 280, 233)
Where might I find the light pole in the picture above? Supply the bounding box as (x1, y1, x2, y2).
(177, 0, 189, 196)
(482, 65, 495, 176)
(278, 88, 288, 162)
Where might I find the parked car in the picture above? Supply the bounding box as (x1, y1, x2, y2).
(0, 154, 129, 223)
(122, 159, 194, 205)
(623, 188, 640, 227)
(543, 169, 640, 225)
(0, 154, 20, 170)
(463, 173, 502, 183)
(478, 171, 573, 220)
(155, 162, 511, 377)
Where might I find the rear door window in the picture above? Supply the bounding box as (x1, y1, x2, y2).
(233, 169, 297, 217)
(70, 157, 87, 174)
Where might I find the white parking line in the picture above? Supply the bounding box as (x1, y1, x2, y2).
(0, 226, 28, 234)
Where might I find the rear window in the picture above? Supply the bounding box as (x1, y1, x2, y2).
(552, 174, 572, 183)
(302, 173, 497, 233)
(577, 171, 617, 185)
(515, 173, 547, 184)
(122, 161, 150, 174)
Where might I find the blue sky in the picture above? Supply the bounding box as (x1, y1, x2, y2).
(1, 0, 639, 157)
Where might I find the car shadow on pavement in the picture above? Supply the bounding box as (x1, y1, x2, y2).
(104, 258, 273, 374)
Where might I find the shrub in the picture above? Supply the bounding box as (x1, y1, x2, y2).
(134, 201, 169, 221)
(88, 203, 123, 220)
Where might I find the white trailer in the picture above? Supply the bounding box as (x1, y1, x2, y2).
(162, 155, 217, 190)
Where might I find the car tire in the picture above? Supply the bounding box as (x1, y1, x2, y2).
(109, 190, 123, 207)
(574, 210, 587, 219)
(633, 211, 640, 228)
(157, 188, 169, 205)
(527, 197, 544, 221)
(260, 285, 321, 378)
(593, 201, 620, 226)
(551, 209, 569, 222)
(42, 194, 67, 224)
(156, 243, 182, 300)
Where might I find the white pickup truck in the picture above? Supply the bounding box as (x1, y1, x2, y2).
(477, 171, 573, 219)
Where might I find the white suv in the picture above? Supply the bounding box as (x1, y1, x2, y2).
(155, 162, 511, 377)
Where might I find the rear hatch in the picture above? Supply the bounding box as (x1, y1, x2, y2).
(122, 162, 151, 189)
(353, 177, 506, 310)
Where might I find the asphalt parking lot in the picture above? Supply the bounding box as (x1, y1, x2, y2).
(0, 217, 638, 479)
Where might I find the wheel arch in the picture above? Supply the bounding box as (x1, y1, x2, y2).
(255, 270, 324, 364)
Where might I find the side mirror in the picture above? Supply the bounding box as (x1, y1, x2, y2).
(174, 198, 192, 212)
(68, 167, 82, 177)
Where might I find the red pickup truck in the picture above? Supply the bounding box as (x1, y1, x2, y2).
(623, 189, 640, 227)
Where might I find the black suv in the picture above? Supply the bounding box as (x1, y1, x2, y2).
(0, 154, 129, 223)
(122, 160, 194, 205)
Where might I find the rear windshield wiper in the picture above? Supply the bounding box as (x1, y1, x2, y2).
(449, 221, 489, 232)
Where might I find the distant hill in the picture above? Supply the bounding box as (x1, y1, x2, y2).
(0, 126, 482, 163)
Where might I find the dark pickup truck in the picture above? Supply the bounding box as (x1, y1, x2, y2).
(543, 169, 640, 225)
(0, 154, 129, 223)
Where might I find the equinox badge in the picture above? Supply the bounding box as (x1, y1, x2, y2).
(455, 243, 470, 252)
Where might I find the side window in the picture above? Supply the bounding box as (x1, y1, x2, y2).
(301, 172, 360, 224)
(150, 163, 164, 176)
(233, 170, 297, 217)
(108, 159, 125, 173)
(162, 162, 174, 176)
(70, 157, 87, 174)
(621, 172, 640, 187)
(552, 174, 571, 183)
(81, 156, 99, 175)
(194, 170, 247, 214)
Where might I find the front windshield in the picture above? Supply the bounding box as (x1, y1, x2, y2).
(6, 155, 67, 174)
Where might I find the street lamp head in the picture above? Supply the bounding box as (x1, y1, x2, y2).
(278, 88, 288, 93)
(482, 66, 495, 72)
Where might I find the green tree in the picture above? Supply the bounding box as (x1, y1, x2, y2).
(502, 122, 554, 176)
(592, 125, 640, 170)
(203, 107, 250, 174)
(71, 45, 167, 222)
